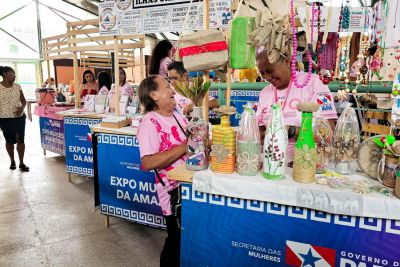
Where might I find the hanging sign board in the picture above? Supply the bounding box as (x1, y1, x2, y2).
(297, 6, 368, 33)
(99, 0, 231, 35)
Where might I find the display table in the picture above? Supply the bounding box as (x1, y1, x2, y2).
(91, 124, 165, 229)
(58, 110, 104, 179)
(180, 170, 400, 267)
(34, 105, 74, 156)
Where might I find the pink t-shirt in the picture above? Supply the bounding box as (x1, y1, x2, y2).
(159, 57, 172, 78)
(256, 72, 337, 161)
(97, 85, 109, 95)
(137, 110, 188, 216)
(108, 83, 134, 99)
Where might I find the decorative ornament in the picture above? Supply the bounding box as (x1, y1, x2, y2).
(211, 107, 237, 174)
(313, 115, 333, 173)
(293, 102, 320, 183)
(341, 1, 350, 30)
(290, 0, 315, 88)
(236, 103, 260, 176)
(263, 104, 287, 180)
(333, 104, 360, 175)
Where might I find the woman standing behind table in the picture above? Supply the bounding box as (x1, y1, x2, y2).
(148, 40, 173, 78)
(97, 71, 112, 95)
(137, 75, 187, 267)
(108, 68, 134, 112)
(0, 66, 29, 171)
(256, 46, 338, 165)
(79, 70, 98, 98)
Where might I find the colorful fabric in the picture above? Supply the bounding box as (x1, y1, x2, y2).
(137, 110, 188, 215)
(256, 72, 337, 162)
(0, 83, 23, 118)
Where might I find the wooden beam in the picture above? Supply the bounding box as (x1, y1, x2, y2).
(68, 35, 144, 44)
(42, 33, 68, 42)
(68, 42, 144, 52)
(67, 28, 99, 36)
(44, 54, 74, 60)
(67, 19, 99, 27)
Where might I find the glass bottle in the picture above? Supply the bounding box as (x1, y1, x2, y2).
(211, 115, 236, 173)
(293, 110, 317, 183)
(236, 103, 260, 176)
(263, 104, 287, 180)
(186, 106, 209, 171)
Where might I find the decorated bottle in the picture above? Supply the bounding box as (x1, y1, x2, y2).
(313, 114, 333, 174)
(236, 103, 260, 176)
(333, 104, 359, 175)
(211, 115, 236, 173)
(185, 106, 208, 171)
(293, 103, 319, 183)
(263, 104, 287, 180)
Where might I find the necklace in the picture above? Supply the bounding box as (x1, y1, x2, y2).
(332, 1, 344, 80)
(316, 4, 322, 78)
(290, 0, 315, 89)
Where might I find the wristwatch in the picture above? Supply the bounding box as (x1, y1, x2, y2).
(288, 126, 296, 139)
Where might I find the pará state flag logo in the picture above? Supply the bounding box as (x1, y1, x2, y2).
(87, 133, 92, 142)
(285, 240, 336, 267)
(317, 94, 332, 105)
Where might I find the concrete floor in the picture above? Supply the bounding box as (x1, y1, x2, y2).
(0, 117, 165, 267)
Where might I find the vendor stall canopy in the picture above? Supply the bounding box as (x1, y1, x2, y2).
(0, 0, 180, 62)
(0, 0, 374, 61)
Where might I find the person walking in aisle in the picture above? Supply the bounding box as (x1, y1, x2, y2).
(0, 66, 29, 171)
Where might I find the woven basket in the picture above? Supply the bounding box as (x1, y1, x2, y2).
(179, 29, 228, 71)
(229, 17, 255, 69)
(395, 173, 400, 199)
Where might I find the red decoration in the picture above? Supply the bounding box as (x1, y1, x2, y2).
(179, 41, 228, 58)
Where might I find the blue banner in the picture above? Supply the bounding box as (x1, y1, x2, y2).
(181, 184, 400, 267)
(209, 89, 260, 126)
(39, 117, 65, 155)
(97, 133, 165, 228)
(64, 117, 102, 176)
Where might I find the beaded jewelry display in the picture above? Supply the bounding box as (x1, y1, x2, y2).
(332, 2, 344, 79)
(341, 0, 350, 30)
(290, 0, 315, 89)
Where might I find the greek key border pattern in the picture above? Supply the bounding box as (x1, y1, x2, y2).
(64, 117, 102, 126)
(100, 204, 166, 228)
(98, 133, 138, 147)
(181, 185, 400, 236)
(67, 165, 94, 176)
(42, 144, 65, 156)
(231, 90, 260, 98)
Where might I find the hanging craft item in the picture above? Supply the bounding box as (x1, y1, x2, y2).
(210, 106, 237, 174)
(341, 1, 350, 30)
(293, 103, 319, 183)
(333, 104, 360, 175)
(236, 103, 260, 176)
(313, 114, 333, 174)
(249, 0, 292, 64)
(229, 0, 255, 69)
(178, 29, 228, 71)
(290, 1, 316, 89)
(175, 77, 211, 171)
(263, 104, 287, 180)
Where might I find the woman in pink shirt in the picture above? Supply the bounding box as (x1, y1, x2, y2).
(148, 40, 173, 78)
(256, 49, 337, 163)
(137, 75, 187, 267)
(107, 68, 134, 112)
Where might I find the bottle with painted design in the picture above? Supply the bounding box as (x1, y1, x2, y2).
(236, 103, 260, 176)
(185, 106, 208, 171)
(263, 104, 287, 180)
(210, 115, 236, 173)
(293, 103, 319, 183)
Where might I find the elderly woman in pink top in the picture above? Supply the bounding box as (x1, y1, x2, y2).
(148, 40, 173, 78)
(137, 75, 187, 267)
(256, 49, 337, 164)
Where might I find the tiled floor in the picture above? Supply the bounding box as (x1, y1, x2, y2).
(0, 117, 165, 267)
